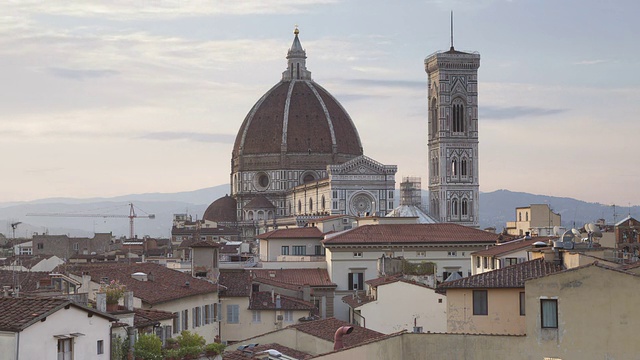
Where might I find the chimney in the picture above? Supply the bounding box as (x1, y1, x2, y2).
(334, 326, 354, 350)
(96, 292, 107, 313)
(124, 291, 134, 311)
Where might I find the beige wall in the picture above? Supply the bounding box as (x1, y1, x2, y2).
(357, 281, 446, 333)
(220, 297, 310, 343)
(446, 288, 525, 335)
(525, 265, 640, 359)
(260, 238, 323, 261)
(224, 327, 335, 356)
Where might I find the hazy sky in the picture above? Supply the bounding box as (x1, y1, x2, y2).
(2, 0, 639, 205)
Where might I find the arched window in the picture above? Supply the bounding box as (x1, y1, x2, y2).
(431, 98, 438, 139)
(303, 174, 315, 183)
(526, 212, 529, 221)
(258, 211, 264, 220)
(321, 195, 326, 210)
(452, 198, 459, 217)
(519, 212, 522, 221)
(248, 211, 254, 221)
(462, 199, 468, 216)
(309, 198, 313, 212)
(298, 200, 302, 213)
(461, 158, 468, 177)
(288, 202, 291, 215)
(452, 99, 465, 133)
(451, 159, 458, 177)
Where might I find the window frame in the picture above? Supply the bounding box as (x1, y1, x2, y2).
(519, 292, 526, 316)
(473, 290, 488, 316)
(97, 339, 104, 355)
(281, 246, 290, 255)
(292, 245, 306, 256)
(540, 299, 558, 328)
(348, 272, 364, 290)
(227, 304, 240, 324)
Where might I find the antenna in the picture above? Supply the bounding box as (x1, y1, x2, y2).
(450, 11, 454, 50)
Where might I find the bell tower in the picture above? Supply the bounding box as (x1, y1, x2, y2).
(424, 27, 480, 227)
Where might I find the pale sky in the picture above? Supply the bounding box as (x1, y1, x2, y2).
(1, 0, 639, 205)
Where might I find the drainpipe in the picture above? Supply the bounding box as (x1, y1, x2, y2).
(333, 326, 354, 350)
(15, 332, 20, 360)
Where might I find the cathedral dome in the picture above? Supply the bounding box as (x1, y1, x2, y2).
(232, 29, 363, 172)
(203, 195, 237, 223)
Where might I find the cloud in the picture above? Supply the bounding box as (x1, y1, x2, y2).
(3, 1, 339, 19)
(481, 106, 568, 120)
(342, 78, 425, 89)
(47, 67, 119, 80)
(573, 59, 607, 65)
(138, 132, 235, 143)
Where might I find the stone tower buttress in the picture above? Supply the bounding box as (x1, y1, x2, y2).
(424, 46, 480, 227)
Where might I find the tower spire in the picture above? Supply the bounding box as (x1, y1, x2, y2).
(282, 26, 312, 81)
(450, 11, 454, 50)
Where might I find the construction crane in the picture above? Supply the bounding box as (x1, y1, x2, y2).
(10, 222, 22, 239)
(27, 203, 155, 240)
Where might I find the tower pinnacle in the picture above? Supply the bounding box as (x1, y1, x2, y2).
(282, 27, 312, 81)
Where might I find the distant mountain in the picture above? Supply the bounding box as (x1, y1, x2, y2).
(479, 189, 638, 231)
(1, 186, 637, 239)
(0, 185, 229, 238)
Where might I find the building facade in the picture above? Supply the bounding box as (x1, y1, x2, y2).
(424, 44, 480, 227)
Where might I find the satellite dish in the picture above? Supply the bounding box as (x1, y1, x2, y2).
(586, 223, 602, 238)
(553, 226, 561, 236)
(571, 228, 581, 238)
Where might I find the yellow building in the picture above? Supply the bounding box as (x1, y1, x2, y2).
(505, 204, 561, 237)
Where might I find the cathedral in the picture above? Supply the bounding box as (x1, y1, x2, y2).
(204, 28, 397, 239)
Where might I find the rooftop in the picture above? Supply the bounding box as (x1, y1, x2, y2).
(471, 237, 549, 257)
(219, 270, 252, 297)
(0, 297, 116, 332)
(322, 223, 501, 245)
(223, 343, 311, 360)
(257, 227, 324, 240)
(438, 258, 563, 291)
(62, 262, 219, 305)
(289, 317, 384, 348)
(251, 268, 336, 291)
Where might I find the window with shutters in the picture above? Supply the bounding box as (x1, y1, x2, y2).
(284, 310, 294, 322)
(227, 304, 239, 324)
(173, 312, 180, 334)
(182, 309, 189, 330)
(292, 246, 306, 255)
(252, 310, 261, 323)
(204, 305, 210, 325)
(348, 272, 364, 290)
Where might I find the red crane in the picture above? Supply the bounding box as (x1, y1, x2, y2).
(27, 203, 155, 239)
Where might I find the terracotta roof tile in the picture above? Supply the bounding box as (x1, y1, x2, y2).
(219, 270, 251, 297)
(0, 269, 51, 292)
(223, 343, 311, 360)
(438, 258, 563, 290)
(471, 237, 549, 257)
(341, 293, 375, 309)
(251, 268, 336, 290)
(322, 224, 501, 245)
(249, 292, 316, 311)
(190, 240, 221, 248)
(61, 263, 218, 305)
(257, 227, 324, 240)
(0, 297, 116, 332)
(134, 308, 176, 328)
(289, 317, 384, 348)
